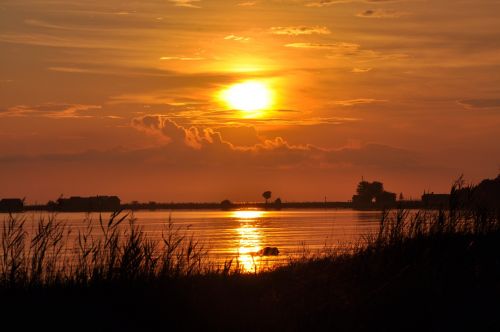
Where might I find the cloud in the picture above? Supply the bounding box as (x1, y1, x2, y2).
(0, 137, 419, 204)
(24, 19, 76, 31)
(2, 135, 416, 173)
(0, 33, 121, 50)
(307, 0, 396, 7)
(0, 103, 102, 118)
(224, 35, 251, 42)
(458, 99, 500, 110)
(285, 41, 407, 62)
(306, 0, 350, 7)
(132, 116, 231, 149)
(160, 56, 205, 61)
(129, 116, 416, 170)
(108, 92, 207, 107)
(285, 42, 360, 52)
(0, 114, 422, 202)
(168, 0, 201, 8)
(214, 126, 262, 146)
(132, 115, 307, 153)
(47, 66, 111, 74)
(270, 26, 331, 36)
(47, 65, 158, 77)
(1, 115, 416, 174)
(238, 1, 257, 6)
(357, 9, 406, 18)
(331, 99, 386, 106)
(352, 67, 373, 73)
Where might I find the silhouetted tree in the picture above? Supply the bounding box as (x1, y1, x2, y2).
(356, 181, 371, 197)
(47, 200, 57, 211)
(262, 191, 272, 205)
(372, 181, 384, 197)
(274, 198, 282, 210)
(220, 199, 233, 211)
(451, 174, 500, 211)
(353, 180, 396, 208)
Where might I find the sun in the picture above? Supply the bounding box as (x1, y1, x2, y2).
(220, 81, 273, 114)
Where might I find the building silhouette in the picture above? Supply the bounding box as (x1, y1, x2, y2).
(0, 198, 24, 212)
(56, 196, 121, 212)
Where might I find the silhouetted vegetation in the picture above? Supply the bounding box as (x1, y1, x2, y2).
(422, 192, 450, 209)
(14, 175, 500, 214)
(2, 176, 500, 330)
(18, 177, 475, 212)
(262, 190, 272, 206)
(452, 174, 500, 211)
(1, 203, 499, 330)
(0, 198, 24, 213)
(53, 195, 121, 212)
(352, 179, 397, 209)
(220, 199, 233, 210)
(0, 212, 212, 288)
(274, 197, 282, 210)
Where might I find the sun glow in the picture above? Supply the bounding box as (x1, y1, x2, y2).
(220, 81, 274, 115)
(232, 210, 266, 219)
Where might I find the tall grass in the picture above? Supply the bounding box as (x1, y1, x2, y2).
(371, 178, 500, 250)
(0, 211, 211, 288)
(1, 192, 499, 289)
(2, 184, 499, 331)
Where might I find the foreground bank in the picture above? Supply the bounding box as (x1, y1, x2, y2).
(1, 202, 499, 331)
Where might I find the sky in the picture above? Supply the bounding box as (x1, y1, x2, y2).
(1, 0, 499, 204)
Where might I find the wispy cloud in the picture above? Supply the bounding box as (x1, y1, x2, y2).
(238, 1, 257, 6)
(352, 67, 373, 73)
(458, 99, 500, 110)
(331, 99, 386, 106)
(168, 0, 202, 8)
(108, 92, 207, 107)
(224, 35, 251, 42)
(285, 42, 360, 51)
(307, 0, 396, 7)
(160, 56, 205, 61)
(0, 103, 102, 119)
(48, 67, 101, 74)
(357, 9, 407, 18)
(270, 26, 331, 36)
(306, 0, 350, 7)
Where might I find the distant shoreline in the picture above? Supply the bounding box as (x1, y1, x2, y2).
(7, 200, 432, 213)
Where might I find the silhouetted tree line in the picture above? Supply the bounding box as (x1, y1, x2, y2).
(451, 174, 500, 212)
(4, 174, 499, 213)
(47, 196, 121, 212)
(352, 180, 397, 209)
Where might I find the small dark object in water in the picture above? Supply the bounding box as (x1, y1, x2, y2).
(258, 247, 279, 256)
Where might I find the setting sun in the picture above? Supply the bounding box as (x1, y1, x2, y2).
(220, 81, 273, 114)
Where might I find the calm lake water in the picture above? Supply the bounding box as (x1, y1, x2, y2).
(4, 209, 383, 272)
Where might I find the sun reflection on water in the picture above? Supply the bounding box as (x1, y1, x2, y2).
(232, 210, 266, 272)
(232, 210, 266, 220)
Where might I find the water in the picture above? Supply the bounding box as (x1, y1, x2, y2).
(3, 209, 383, 272)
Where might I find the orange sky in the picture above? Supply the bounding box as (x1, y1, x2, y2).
(1, 0, 499, 204)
